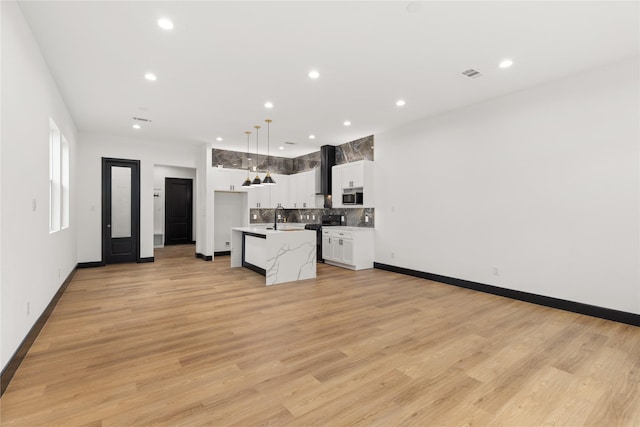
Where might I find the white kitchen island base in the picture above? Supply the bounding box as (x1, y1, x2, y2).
(231, 227, 317, 285)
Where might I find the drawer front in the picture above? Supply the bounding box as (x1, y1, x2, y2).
(334, 230, 353, 239)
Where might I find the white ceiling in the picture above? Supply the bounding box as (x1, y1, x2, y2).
(18, 1, 640, 158)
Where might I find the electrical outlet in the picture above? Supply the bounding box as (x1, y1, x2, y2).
(365, 215, 369, 223)
(493, 267, 500, 276)
(32, 199, 37, 212)
(312, 215, 315, 220)
(391, 252, 395, 259)
(58, 268, 61, 278)
(341, 215, 345, 223)
(225, 242, 230, 247)
(27, 302, 30, 316)
(277, 214, 281, 219)
(252, 214, 257, 219)
(306, 215, 309, 220)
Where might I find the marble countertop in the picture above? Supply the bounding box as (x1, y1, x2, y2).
(322, 226, 374, 231)
(232, 226, 309, 235)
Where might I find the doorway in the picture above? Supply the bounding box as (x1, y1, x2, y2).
(102, 158, 140, 264)
(214, 192, 245, 255)
(165, 177, 193, 245)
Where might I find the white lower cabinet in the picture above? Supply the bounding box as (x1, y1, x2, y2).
(322, 234, 332, 260)
(322, 228, 373, 270)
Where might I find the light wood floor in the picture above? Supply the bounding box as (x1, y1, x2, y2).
(1, 245, 639, 426)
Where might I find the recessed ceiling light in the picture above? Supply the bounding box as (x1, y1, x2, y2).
(132, 124, 141, 129)
(144, 73, 157, 81)
(309, 134, 316, 139)
(264, 101, 274, 109)
(396, 99, 406, 107)
(499, 59, 513, 69)
(343, 121, 351, 126)
(279, 146, 284, 150)
(308, 70, 320, 79)
(157, 18, 174, 30)
(247, 157, 252, 160)
(216, 137, 223, 141)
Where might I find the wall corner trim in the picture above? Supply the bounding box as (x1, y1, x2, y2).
(1, 268, 77, 397)
(373, 262, 640, 327)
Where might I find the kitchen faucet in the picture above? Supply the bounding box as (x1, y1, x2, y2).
(274, 205, 285, 230)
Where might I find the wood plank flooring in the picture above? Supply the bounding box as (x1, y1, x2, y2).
(1, 245, 639, 426)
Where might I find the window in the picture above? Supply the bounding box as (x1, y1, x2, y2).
(49, 119, 69, 232)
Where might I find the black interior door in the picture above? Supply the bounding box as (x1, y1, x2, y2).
(102, 158, 140, 264)
(165, 178, 193, 245)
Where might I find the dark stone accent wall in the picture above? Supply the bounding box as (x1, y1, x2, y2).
(250, 207, 374, 228)
(212, 134, 374, 173)
(212, 149, 293, 175)
(291, 151, 322, 174)
(335, 135, 374, 165)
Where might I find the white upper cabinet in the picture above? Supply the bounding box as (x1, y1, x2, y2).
(289, 168, 321, 209)
(269, 173, 288, 208)
(214, 167, 323, 209)
(247, 173, 289, 208)
(332, 160, 374, 207)
(341, 161, 365, 189)
(213, 168, 248, 192)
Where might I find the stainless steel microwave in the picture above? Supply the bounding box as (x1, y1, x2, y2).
(342, 192, 363, 205)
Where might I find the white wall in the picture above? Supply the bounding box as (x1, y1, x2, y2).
(1, 1, 78, 371)
(76, 134, 210, 262)
(375, 57, 640, 314)
(153, 165, 197, 246)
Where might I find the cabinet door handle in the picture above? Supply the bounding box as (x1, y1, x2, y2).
(328, 238, 331, 243)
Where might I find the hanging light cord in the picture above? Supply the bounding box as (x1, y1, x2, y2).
(255, 125, 260, 172)
(266, 119, 271, 172)
(246, 131, 251, 177)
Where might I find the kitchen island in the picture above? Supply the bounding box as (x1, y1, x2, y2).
(231, 226, 316, 285)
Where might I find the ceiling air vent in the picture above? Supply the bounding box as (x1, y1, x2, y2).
(133, 117, 153, 122)
(462, 68, 482, 79)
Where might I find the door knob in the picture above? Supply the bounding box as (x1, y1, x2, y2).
(107, 224, 111, 228)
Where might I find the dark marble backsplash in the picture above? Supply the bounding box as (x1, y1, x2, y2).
(250, 207, 375, 228)
(212, 134, 374, 173)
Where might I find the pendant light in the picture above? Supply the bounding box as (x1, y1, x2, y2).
(241, 131, 252, 188)
(251, 125, 263, 186)
(262, 119, 276, 185)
